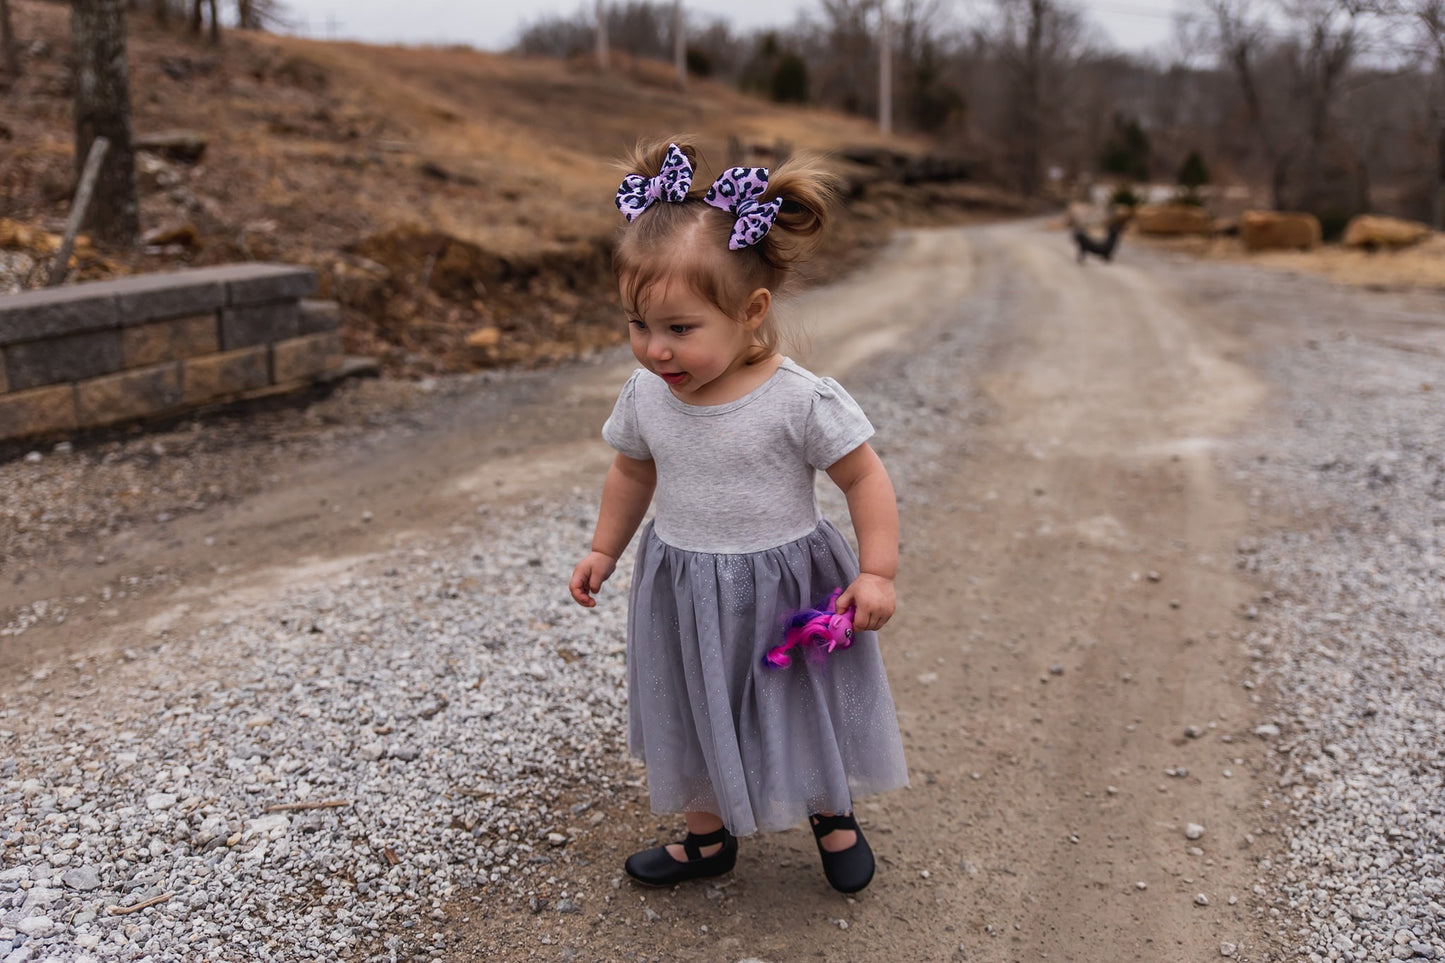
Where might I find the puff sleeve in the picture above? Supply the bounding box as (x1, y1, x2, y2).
(601, 370, 652, 460)
(803, 377, 874, 469)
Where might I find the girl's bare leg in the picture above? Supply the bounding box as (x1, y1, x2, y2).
(815, 811, 858, 852)
(665, 811, 726, 861)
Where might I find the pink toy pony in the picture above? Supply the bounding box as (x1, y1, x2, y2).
(764, 588, 856, 668)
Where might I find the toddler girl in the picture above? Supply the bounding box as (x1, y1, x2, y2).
(568, 138, 908, 893)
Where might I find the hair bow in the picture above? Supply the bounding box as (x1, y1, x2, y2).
(615, 143, 694, 222)
(704, 167, 783, 250)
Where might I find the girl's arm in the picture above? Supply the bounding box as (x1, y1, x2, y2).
(826, 442, 899, 632)
(569, 453, 657, 607)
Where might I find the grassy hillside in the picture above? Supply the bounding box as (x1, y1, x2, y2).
(1, 1, 1011, 374)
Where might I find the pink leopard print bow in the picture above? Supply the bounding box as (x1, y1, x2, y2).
(615, 143, 694, 222)
(704, 167, 784, 250)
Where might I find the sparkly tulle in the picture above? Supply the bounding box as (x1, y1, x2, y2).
(626, 520, 909, 836)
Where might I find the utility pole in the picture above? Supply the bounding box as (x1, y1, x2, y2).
(595, 0, 609, 70)
(0, 0, 19, 78)
(673, 0, 686, 91)
(878, 0, 892, 135)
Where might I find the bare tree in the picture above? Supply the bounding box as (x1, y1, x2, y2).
(71, 0, 139, 246)
(673, 0, 685, 90)
(880, 2, 891, 133)
(1203, 0, 1384, 220)
(236, 0, 289, 30)
(986, 0, 1089, 195)
(1200, 0, 1286, 199)
(1, 0, 19, 77)
(811, 0, 881, 117)
(1277, 0, 1375, 218)
(596, 0, 609, 69)
(1387, 0, 1445, 224)
(892, 0, 964, 132)
(190, 0, 219, 44)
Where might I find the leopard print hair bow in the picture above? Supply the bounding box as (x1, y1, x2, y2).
(703, 167, 783, 250)
(615, 143, 694, 222)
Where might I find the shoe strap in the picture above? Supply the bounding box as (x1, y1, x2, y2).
(810, 812, 858, 838)
(681, 826, 730, 860)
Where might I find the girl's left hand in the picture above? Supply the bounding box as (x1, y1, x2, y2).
(836, 573, 895, 633)
(569, 551, 618, 608)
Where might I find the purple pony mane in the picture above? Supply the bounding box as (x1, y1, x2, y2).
(763, 588, 856, 668)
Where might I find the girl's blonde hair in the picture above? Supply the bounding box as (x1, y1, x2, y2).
(613, 136, 839, 363)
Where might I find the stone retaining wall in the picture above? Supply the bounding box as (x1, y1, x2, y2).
(0, 263, 343, 442)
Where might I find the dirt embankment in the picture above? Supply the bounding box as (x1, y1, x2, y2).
(1, 0, 1030, 379)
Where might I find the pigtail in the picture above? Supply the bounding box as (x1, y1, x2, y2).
(620, 135, 701, 188)
(755, 152, 839, 270)
(611, 137, 838, 367)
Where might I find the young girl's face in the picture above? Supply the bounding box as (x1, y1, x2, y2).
(625, 277, 766, 402)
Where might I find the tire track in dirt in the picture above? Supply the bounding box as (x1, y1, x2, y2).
(877, 222, 1277, 960)
(445, 222, 1285, 960)
(3, 221, 1291, 961)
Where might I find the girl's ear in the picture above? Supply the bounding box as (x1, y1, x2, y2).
(742, 287, 772, 331)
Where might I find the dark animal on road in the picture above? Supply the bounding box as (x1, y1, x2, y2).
(1073, 220, 1126, 264)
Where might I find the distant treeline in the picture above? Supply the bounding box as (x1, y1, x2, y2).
(516, 0, 1445, 229)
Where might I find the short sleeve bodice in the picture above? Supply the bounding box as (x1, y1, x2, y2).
(601, 359, 874, 553)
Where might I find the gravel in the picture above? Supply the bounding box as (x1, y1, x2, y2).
(1175, 261, 1445, 963)
(1, 493, 638, 962)
(3, 233, 1442, 961)
(0, 237, 993, 961)
(0, 376, 444, 568)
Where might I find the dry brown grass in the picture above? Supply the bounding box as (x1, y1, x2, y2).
(1141, 233, 1445, 293)
(234, 35, 924, 259)
(1225, 235, 1445, 291)
(1, 1, 964, 374)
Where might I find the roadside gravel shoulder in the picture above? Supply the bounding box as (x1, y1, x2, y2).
(2, 226, 1443, 962)
(1169, 258, 1445, 962)
(1, 490, 635, 962)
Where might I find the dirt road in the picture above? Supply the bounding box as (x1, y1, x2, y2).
(543, 222, 1277, 961)
(3, 220, 1294, 960)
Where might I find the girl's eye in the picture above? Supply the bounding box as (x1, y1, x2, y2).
(628, 318, 646, 330)
(669, 325, 691, 336)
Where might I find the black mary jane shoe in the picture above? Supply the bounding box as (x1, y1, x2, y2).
(624, 826, 738, 887)
(810, 812, 875, 893)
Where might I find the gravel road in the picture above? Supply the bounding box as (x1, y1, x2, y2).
(1, 221, 1442, 962)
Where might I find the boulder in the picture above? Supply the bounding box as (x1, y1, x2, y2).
(1341, 214, 1432, 250)
(1240, 210, 1322, 252)
(1134, 204, 1212, 236)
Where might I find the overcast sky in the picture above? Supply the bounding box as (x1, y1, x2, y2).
(279, 0, 1187, 55)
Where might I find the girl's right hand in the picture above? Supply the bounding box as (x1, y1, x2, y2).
(569, 551, 618, 607)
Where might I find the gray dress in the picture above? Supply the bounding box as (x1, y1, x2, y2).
(603, 359, 908, 835)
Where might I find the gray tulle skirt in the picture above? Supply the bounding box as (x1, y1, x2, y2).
(626, 519, 909, 836)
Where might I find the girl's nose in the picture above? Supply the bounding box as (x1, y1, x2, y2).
(647, 340, 671, 361)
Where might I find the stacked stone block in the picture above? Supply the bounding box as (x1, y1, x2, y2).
(0, 264, 342, 442)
